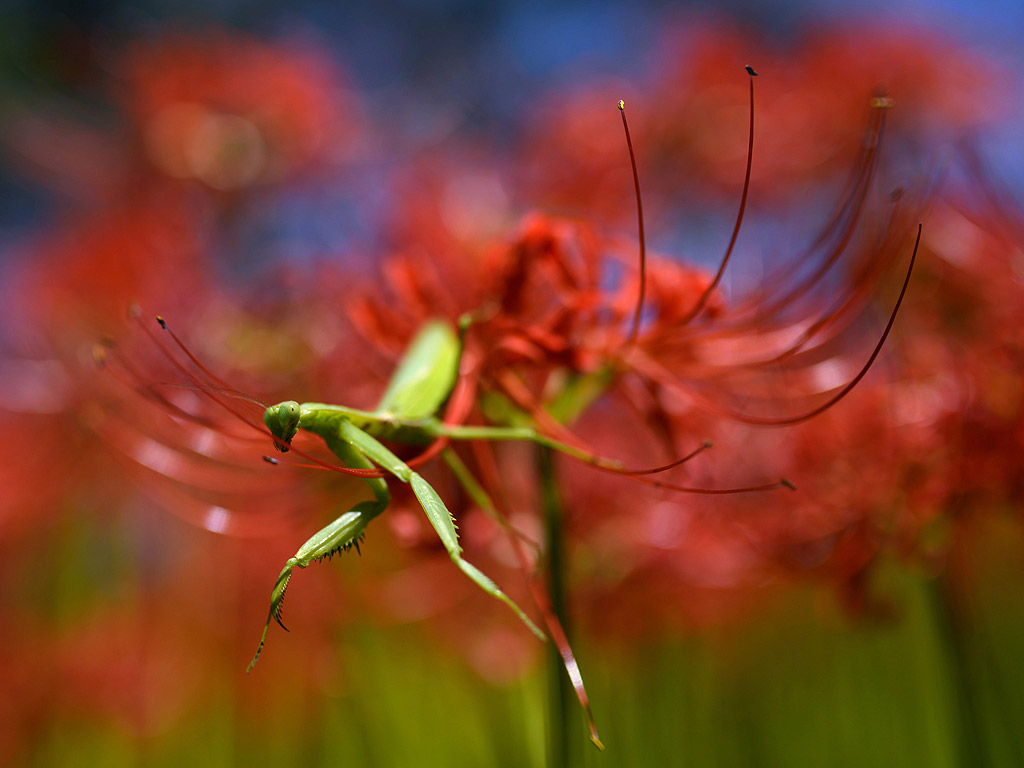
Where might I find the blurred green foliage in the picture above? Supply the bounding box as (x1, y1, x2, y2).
(17, 507, 1023, 767)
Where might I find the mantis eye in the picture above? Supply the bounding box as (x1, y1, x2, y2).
(264, 401, 301, 451)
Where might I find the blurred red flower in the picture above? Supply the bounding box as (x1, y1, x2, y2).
(0, 28, 368, 759)
(122, 30, 359, 189)
(519, 20, 1005, 225)
(2, 19, 1021, 757)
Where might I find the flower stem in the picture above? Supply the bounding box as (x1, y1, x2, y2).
(538, 445, 576, 768)
(929, 569, 988, 767)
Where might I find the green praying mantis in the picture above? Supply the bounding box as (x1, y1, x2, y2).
(138, 310, 642, 748)
(140, 309, 666, 750)
(248, 318, 619, 671)
(112, 73, 922, 751)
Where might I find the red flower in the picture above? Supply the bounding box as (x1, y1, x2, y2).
(121, 30, 358, 189)
(520, 20, 1004, 224)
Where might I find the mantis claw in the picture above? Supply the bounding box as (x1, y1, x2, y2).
(247, 606, 278, 673)
(272, 601, 290, 632)
(248, 509, 374, 670)
(248, 563, 294, 670)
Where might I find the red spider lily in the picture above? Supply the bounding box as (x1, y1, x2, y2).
(0, 235, 374, 754)
(17, 202, 205, 336)
(330, 66, 922, 667)
(0, 27, 956, 755)
(0, 201, 311, 540)
(884, 160, 1024, 523)
(1, 22, 361, 536)
(4, 28, 358, 208)
(354, 70, 917, 458)
(120, 30, 358, 190)
(0, 27, 364, 739)
(560, 156, 1024, 635)
(638, 170, 1024, 620)
(648, 21, 1002, 191)
(519, 20, 1004, 225)
(0, 196, 207, 540)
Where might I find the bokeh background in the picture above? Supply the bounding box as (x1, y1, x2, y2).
(1, 1, 1023, 766)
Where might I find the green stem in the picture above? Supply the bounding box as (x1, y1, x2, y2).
(929, 570, 988, 767)
(538, 445, 574, 768)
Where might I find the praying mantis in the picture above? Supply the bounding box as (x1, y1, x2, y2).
(143, 302, 785, 753)
(141, 311, 626, 749)
(247, 317, 620, 674)
(106, 68, 922, 752)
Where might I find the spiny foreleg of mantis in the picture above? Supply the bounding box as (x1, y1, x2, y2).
(249, 417, 546, 671)
(248, 432, 388, 671)
(334, 419, 545, 641)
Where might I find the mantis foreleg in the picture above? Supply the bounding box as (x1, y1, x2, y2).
(247, 435, 390, 671)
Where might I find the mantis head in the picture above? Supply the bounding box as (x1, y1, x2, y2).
(264, 401, 301, 451)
